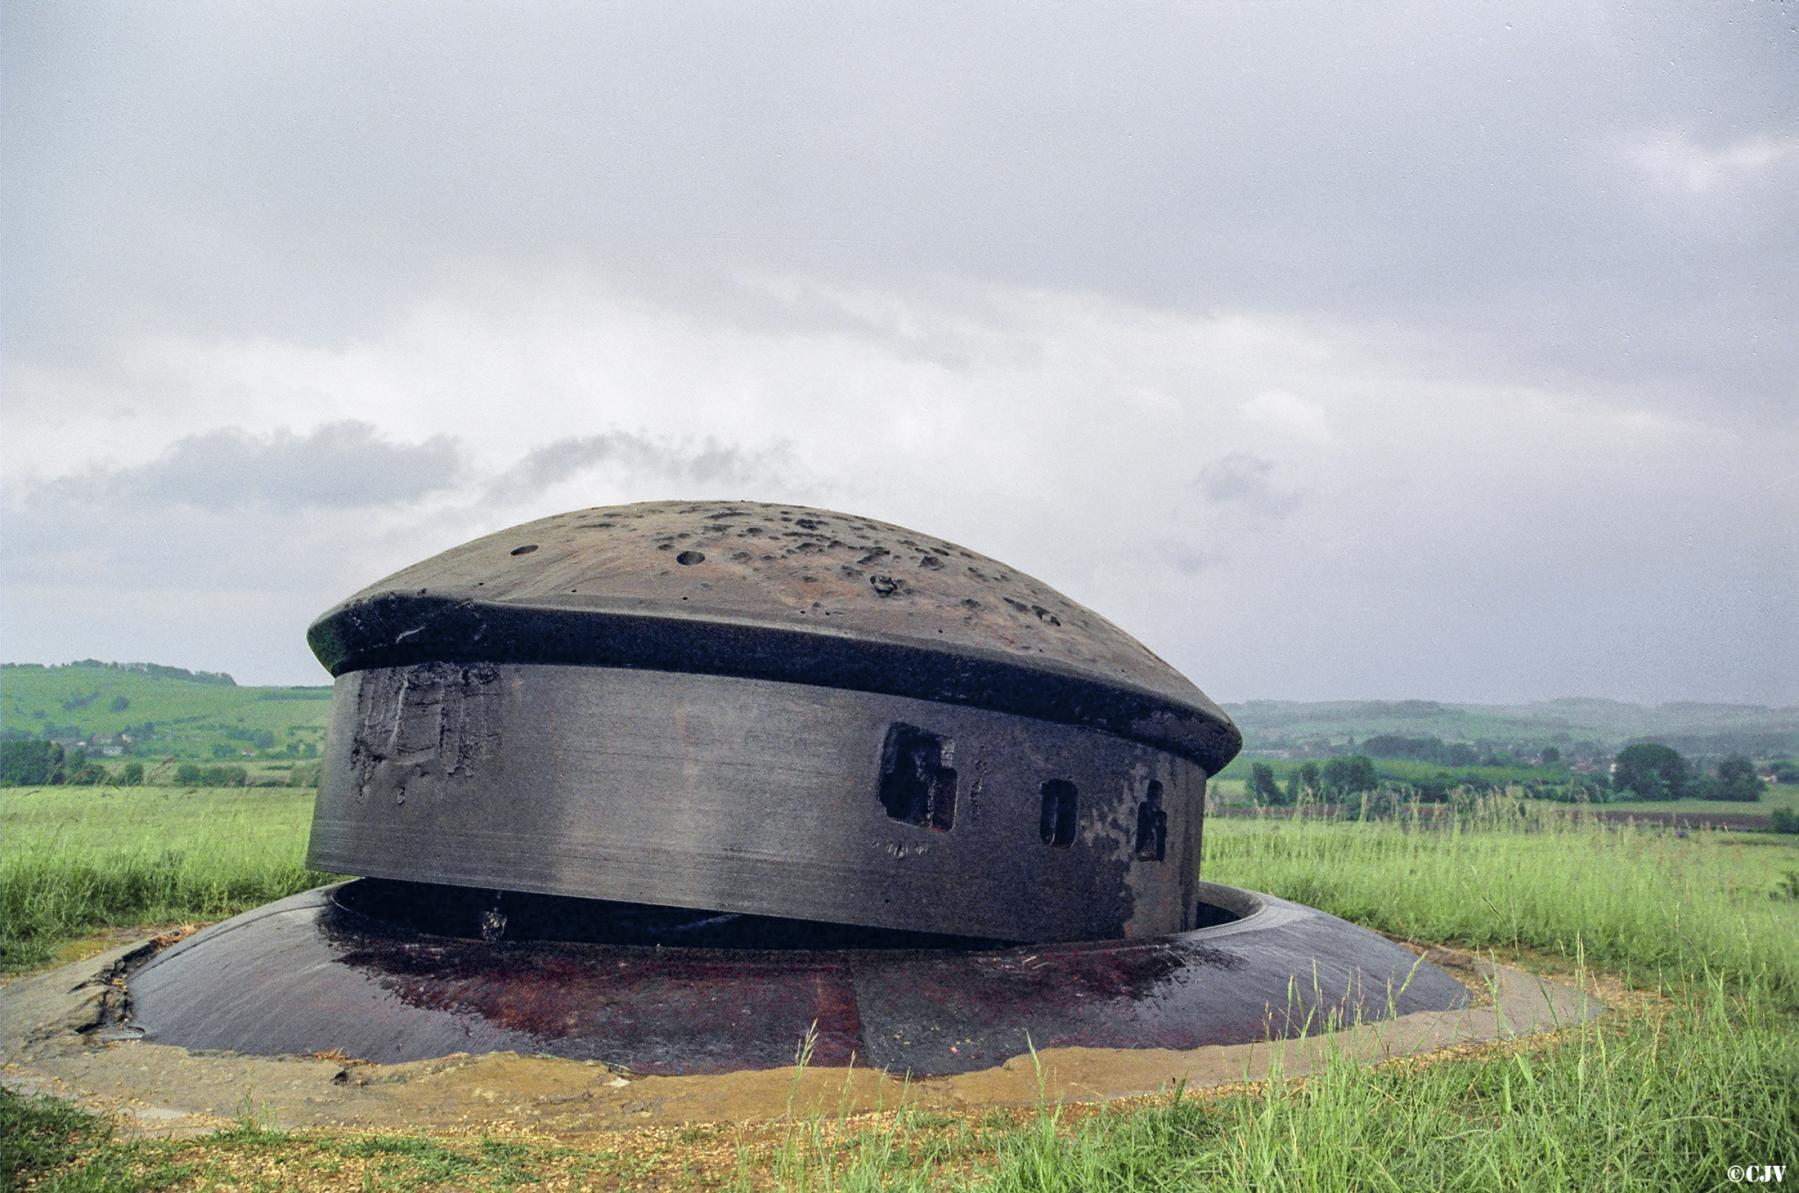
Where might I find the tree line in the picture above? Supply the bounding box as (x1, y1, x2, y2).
(1243, 741, 1776, 808)
(1609, 742, 1769, 802)
(0, 741, 319, 789)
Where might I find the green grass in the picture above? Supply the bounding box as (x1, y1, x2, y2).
(0, 786, 335, 971)
(1, 1086, 116, 1191)
(950, 980, 1798, 1192)
(0, 1097, 572, 1192)
(1205, 801, 1799, 1001)
(4, 792, 1797, 1190)
(734, 979, 1795, 1192)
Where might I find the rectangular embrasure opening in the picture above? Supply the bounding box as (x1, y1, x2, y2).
(1039, 779, 1077, 847)
(1135, 779, 1167, 861)
(878, 724, 957, 831)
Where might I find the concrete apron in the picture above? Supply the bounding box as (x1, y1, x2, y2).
(2, 941, 1600, 1140)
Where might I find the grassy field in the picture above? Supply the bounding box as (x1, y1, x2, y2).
(0, 786, 333, 971)
(1207, 800, 1799, 998)
(1590, 784, 1799, 816)
(3, 790, 1796, 1190)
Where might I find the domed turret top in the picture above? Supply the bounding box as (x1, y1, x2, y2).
(308, 500, 1239, 772)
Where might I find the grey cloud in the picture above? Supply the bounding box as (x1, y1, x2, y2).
(3, 2, 1796, 703)
(32, 422, 463, 512)
(4, 3, 1794, 416)
(1628, 129, 1799, 196)
(0, 492, 463, 683)
(486, 432, 798, 501)
(1193, 453, 1302, 520)
(1157, 541, 1228, 577)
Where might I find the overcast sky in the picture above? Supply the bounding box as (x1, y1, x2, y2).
(3, 2, 1794, 705)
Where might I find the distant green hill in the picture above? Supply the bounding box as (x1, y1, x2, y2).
(1225, 698, 1799, 762)
(0, 661, 330, 764)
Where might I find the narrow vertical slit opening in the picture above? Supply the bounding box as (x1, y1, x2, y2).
(1039, 779, 1077, 847)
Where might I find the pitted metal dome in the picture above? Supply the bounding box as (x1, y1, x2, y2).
(303, 500, 1241, 943)
(307, 501, 1239, 771)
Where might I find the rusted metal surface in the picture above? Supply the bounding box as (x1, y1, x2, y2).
(307, 502, 1240, 772)
(126, 882, 1470, 1077)
(304, 502, 1240, 942)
